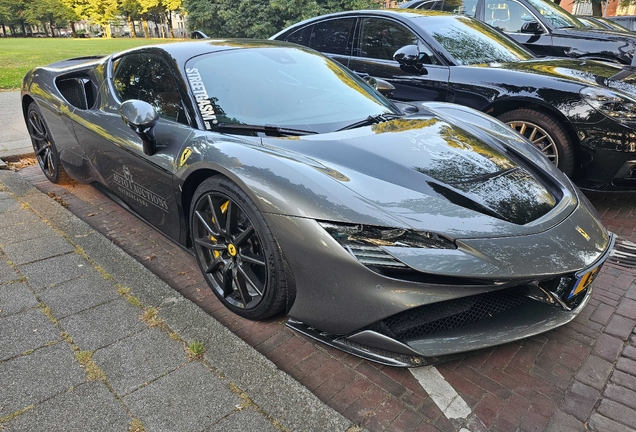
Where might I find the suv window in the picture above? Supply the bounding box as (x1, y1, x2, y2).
(412, 0, 478, 17)
(286, 25, 313, 46)
(285, 19, 355, 55)
(112, 53, 185, 123)
(485, 0, 538, 33)
(358, 18, 440, 64)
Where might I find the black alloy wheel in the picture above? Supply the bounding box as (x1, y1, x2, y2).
(26, 102, 69, 183)
(498, 108, 575, 177)
(190, 177, 288, 320)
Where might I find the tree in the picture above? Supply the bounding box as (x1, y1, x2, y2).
(86, 0, 118, 37)
(118, 0, 142, 37)
(0, 0, 10, 36)
(59, 0, 85, 36)
(136, 0, 184, 38)
(163, 0, 183, 37)
(184, 0, 221, 36)
(217, 0, 283, 38)
(25, 0, 76, 36)
(185, 0, 378, 39)
(0, 0, 29, 36)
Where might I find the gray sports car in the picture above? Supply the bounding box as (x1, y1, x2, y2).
(21, 40, 613, 366)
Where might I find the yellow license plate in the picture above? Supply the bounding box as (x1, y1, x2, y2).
(568, 267, 600, 299)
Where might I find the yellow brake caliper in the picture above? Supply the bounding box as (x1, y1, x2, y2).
(210, 200, 230, 259)
(220, 200, 229, 214)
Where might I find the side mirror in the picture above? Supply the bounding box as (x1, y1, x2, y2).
(393, 45, 429, 75)
(363, 76, 396, 96)
(119, 100, 159, 156)
(393, 45, 421, 66)
(520, 21, 544, 34)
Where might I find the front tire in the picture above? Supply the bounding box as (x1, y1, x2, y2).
(190, 176, 288, 320)
(25, 102, 69, 183)
(498, 108, 575, 177)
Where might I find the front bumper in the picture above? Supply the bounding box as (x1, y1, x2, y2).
(576, 118, 636, 190)
(287, 233, 614, 367)
(266, 195, 610, 336)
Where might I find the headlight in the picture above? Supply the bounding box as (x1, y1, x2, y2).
(319, 221, 456, 268)
(319, 222, 456, 249)
(580, 87, 636, 123)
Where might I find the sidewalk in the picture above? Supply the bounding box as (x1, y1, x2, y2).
(0, 91, 32, 162)
(0, 169, 354, 431)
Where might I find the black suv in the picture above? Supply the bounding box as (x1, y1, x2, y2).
(400, 0, 636, 64)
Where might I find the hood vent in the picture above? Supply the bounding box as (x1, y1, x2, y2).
(419, 165, 557, 225)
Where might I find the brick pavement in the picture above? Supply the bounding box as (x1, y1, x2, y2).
(16, 165, 636, 432)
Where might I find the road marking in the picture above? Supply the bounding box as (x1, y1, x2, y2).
(410, 366, 471, 419)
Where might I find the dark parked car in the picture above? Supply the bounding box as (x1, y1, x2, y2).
(22, 40, 613, 366)
(399, 0, 636, 65)
(577, 15, 631, 32)
(609, 15, 636, 32)
(272, 10, 636, 190)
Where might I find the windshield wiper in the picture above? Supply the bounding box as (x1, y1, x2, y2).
(216, 123, 317, 136)
(337, 113, 403, 131)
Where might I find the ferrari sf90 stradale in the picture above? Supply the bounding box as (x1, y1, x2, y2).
(22, 40, 613, 366)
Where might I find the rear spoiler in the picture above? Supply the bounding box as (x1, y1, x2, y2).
(46, 55, 106, 69)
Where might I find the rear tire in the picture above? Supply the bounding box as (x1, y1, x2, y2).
(498, 108, 575, 177)
(25, 102, 69, 183)
(190, 176, 288, 320)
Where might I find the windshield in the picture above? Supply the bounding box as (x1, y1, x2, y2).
(526, 0, 582, 29)
(577, 17, 604, 29)
(185, 46, 398, 134)
(419, 16, 534, 65)
(600, 18, 629, 32)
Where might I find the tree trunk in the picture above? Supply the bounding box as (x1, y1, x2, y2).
(592, 1, 603, 16)
(1, 24, 6, 37)
(50, 19, 56, 37)
(143, 20, 150, 38)
(20, 21, 26, 37)
(104, 24, 112, 38)
(70, 21, 77, 38)
(128, 17, 137, 37)
(167, 11, 175, 38)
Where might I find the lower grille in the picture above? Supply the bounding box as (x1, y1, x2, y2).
(368, 289, 529, 342)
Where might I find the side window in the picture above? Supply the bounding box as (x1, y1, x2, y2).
(485, 0, 537, 33)
(414, 0, 478, 17)
(358, 18, 440, 64)
(309, 18, 355, 55)
(286, 25, 313, 47)
(112, 53, 184, 123)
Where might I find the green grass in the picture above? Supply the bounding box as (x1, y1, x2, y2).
(187, 340, 206, 358)
(0, 37, 185, 90)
